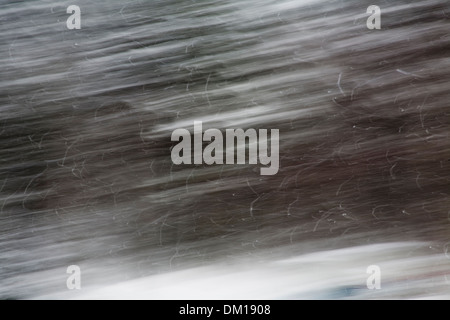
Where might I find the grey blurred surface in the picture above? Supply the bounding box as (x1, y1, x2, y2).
(0, 0, 449, 299)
